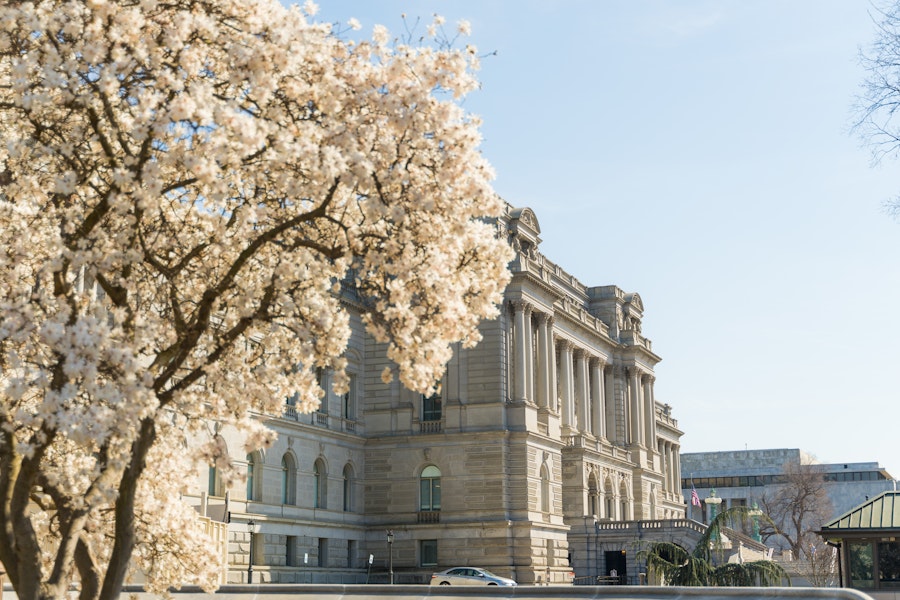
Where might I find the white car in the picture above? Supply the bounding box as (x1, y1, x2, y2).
(430, 567, 517, 586)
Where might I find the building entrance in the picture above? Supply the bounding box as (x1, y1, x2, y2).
(605, 550, 626, 584)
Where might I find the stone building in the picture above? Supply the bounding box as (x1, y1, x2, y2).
(193, 205, 688, 585)
(681, 449, 895, 553)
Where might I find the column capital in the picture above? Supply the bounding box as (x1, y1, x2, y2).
(510, 299, 529, 312)
(589, 356, 606, 369)
(557, 338, 574, 351)
(535, 311, 550, 325)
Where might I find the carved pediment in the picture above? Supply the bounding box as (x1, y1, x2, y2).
(507, 206, 542, 257)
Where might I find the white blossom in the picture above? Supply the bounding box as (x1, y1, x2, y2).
(0, 1, 511, 599)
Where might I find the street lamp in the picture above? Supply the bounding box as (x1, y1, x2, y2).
(704, 489, 722, 542)
(247, 520, 258, 584)
(386, 530, 394, 585)
(749, 502, 763, 542)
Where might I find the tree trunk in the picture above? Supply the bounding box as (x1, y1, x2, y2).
(98, 418, 156, 600)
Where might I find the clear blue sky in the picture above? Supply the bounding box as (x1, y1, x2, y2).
(313, 1, 900, 479)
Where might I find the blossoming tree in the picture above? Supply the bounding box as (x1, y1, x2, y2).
(0, 1, 512, 599)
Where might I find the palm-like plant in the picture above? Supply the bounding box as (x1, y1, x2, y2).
(639, 506, 789, 587)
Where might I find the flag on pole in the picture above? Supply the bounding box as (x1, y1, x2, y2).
(691, 486, 701, 507)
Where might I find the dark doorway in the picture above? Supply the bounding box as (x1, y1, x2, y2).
(605, 550, 627, 584)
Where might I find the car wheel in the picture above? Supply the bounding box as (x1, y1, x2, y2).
(440, 581, 450, 585)
(488, 583, 497, 586)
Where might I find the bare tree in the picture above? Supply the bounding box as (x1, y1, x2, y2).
(857, 1, 900, 214)
(800, 539, 839, 587)
(758, 460, 834, 563)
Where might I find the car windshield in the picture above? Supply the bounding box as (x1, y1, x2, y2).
(479, 569, 498, 577)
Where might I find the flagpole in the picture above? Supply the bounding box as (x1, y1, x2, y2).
(689, 473, 702, 521)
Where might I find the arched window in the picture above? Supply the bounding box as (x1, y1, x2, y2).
(420, 465, 441, 511)
(314, 459, 327, 509)
(342, 464, 353, 512)
(540, 464, 551, 513)
(246, 454, 256, 501)
(282, 454, 297, 505)
(208, 465, 220, 497)
(207, 436, 227, 497)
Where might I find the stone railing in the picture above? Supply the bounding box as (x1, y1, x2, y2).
(197, 515, 229, 584)
(419, 420, 442, 434)
(417, 510, 440, 524)
(596, 518, 707, 536)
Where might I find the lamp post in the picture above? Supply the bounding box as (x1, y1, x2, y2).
(704, 489, 722, 542)
(247, 519, 257, 584)
(386, 530, 394, 585)
(749, 502, 763, 542)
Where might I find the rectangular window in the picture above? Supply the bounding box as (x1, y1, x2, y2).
(422, 393, 442, 421)
(420, 478, 441, 511)
(420, 540, 438, 567)
(317, 368, 327, 413)
(347, 540, 356, 569)
(879, 541, 900, 588)
(347, 539, 356, 569)
(318, 538, 328, 568)
(420, 478, 432, 510)
(286, 535, 296, 567)
(208, 466, 218, 496)
(343, 375, 356, 420)
(849, 541, 874, 588)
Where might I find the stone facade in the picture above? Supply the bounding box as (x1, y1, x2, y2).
(189, 205, 686, 585)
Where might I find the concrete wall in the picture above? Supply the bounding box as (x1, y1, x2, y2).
(111, 584, 878, 600)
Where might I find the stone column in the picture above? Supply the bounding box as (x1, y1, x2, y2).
(559, 341, 574, 430)
(658, 441, 666, 490)
(604, 365, 617, 443)
(675, 446, 682, 495)
(665, 443, 673, 492)
(590, 359, 605, 439)
(666, 442, 675, 494)
(671, 445, 678, 493)
(574, 349, 589, 433)
(659, 442, 667, 490)
(512, 301, 528, 403)
(643, 375, 657, 449)
(629, 368, 644, 446)
(535, 313, 551, 409)
(549, 326, 558, 413)
(524, 304, 535, 404)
